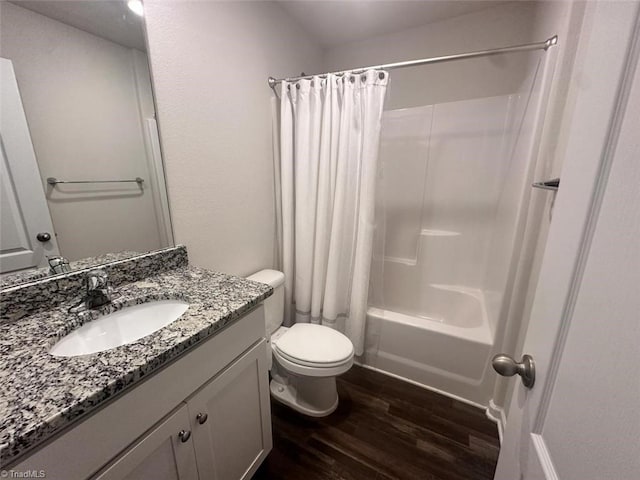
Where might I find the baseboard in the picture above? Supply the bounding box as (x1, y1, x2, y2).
(353, 360, 486, 411)
(485, 399, 506, 444)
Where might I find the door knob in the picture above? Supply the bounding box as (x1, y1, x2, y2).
(36, 232, 52, 242)
(492, 354, 535, 388)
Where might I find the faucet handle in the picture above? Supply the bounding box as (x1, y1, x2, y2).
(47, 256, 70, 274)
(86, 269, 109, 291)
(82, 269, 113, 309)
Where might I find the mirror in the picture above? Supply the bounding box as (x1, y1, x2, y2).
(0, 0, 173, 286)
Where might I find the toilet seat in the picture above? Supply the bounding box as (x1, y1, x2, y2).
(274, 323, 354, 365)
(275, 348, 351, 368)
(273, 348, 354, 377)
(272, 323, 354, 377)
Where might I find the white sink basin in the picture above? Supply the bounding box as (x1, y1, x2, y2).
(50, 300, 189, 357)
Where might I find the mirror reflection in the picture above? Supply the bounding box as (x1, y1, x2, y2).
(0, 0, 173, 282)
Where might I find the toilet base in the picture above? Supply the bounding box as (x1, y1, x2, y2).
(270, 376, 339, 417)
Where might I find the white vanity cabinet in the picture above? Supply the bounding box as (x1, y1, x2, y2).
(95, 341, 271, 480)
(14, 306, 272, 480)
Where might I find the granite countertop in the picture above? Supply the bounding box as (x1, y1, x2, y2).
(0, 266, 272, 466)
(0, 251, 142, 289)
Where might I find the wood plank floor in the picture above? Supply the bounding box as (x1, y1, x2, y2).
(253, 365, 500, 480)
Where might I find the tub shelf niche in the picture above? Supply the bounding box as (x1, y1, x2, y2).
(377, 229, 462, 266)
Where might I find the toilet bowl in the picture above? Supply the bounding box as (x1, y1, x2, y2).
(247, 269, 354, 417)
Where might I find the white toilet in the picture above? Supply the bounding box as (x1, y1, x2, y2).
(247, 269, 354, 417)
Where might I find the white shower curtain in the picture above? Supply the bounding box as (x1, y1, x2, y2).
(275, 70, 388, 355)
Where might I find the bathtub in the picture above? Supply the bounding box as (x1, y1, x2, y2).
(362, 285, 496, 405)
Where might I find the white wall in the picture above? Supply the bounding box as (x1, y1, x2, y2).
(144, 1, 323, 276)
(323, 1, 541, 110)
(0, 2, 164, 261)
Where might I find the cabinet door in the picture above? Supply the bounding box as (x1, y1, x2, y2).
(94, 404, 198, 480)
(188, 340, 272, 480)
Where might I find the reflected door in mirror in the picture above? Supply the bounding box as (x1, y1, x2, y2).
(0, 58, 60, 273)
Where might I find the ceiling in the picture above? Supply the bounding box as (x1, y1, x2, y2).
(10, 0, 146, 51)
(278, 0, 509, 48)
(11, 1, 510, 53)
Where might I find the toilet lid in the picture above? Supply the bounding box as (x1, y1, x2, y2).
(274, 323, 354, 365)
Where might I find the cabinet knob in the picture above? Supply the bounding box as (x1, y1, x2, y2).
(196, 412, 208, 425)
(37, 232, 52, 242)
(178, 430, 191, 443)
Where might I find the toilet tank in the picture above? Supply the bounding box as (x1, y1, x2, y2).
(246, 269, 285, 335)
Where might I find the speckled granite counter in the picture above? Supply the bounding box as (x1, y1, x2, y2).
(0, 262, 272, 466)
(0, 251, 141, 289)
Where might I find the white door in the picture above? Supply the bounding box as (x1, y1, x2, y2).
(0, 57, 59, 273)
(188, 340, 272, 480)
(494, 2, 640, 479)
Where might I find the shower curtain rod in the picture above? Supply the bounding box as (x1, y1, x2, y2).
(268, 35, 558, 88)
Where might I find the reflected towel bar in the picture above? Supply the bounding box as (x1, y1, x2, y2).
(532, 178, 559, 191)
(47, 177, 144, 186)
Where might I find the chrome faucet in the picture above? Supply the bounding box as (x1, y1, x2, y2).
(83, 269, 112, 309)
